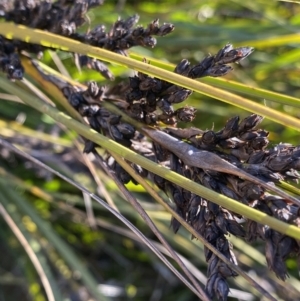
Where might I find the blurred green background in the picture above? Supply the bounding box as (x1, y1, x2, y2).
(1, 1, 300, 301)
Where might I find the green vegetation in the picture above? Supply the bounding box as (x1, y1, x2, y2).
(1, 1, 300, 301)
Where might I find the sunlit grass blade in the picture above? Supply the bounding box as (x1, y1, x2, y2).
(236, 33, 300, 48)
(2, 23, 300, 131)
(0, 138, 205, 299)
(112, 151, 276, 301)
(32, 50, 300, 110)
(1, 77, 300, 242)
(129, 52, 300, 108)
(0, 160, 285, 300)
(200, 77, 300, 107)
(101, 152, 209, 300)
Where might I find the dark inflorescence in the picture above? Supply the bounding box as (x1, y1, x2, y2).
(37, 55, 300, 300)
(0, 35, 24, 79)
(1, 2, 300, 301)
(0, 0, 174, 80)
(162, 115, 300, 298)
(125, 44, 253, 126)
(73, 15, 174, 79)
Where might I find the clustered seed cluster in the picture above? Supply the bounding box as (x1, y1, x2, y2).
(0, 35, 24, 79)
(1, 1, 300, 301)
(0, 0, 174, 79)
(125, 44, 253, 126)
(163, 115, 300, 296)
